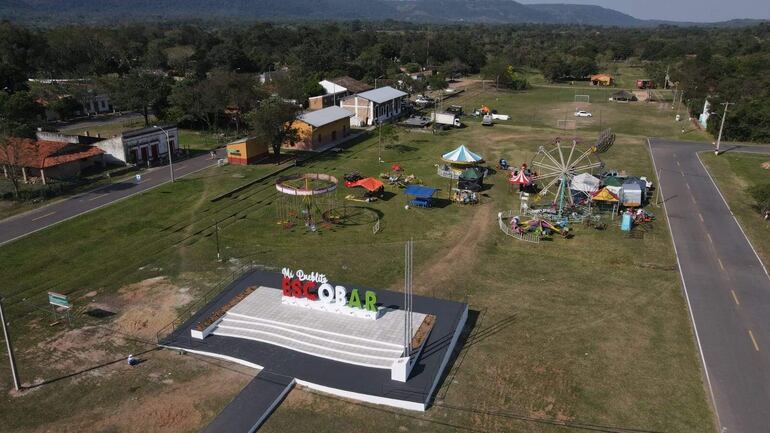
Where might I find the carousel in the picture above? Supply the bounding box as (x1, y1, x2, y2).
(437, 145, 484, 179)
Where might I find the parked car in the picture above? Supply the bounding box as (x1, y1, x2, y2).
(446, 105, 463, 115)
(574, 110, 593, 117)
(414, 95, 435, 106)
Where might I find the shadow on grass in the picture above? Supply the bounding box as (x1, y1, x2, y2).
(22, 347, 160, 390)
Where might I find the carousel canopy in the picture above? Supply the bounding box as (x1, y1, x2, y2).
(571, 173, 600, 193)
(509, 170, 531, 185)
(442, 145, 484, 165)
(591, 187, 619, 202)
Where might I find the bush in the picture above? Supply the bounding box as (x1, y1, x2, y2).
(747, 183, 770, 211)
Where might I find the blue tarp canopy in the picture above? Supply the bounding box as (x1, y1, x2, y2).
(405, 185, 437, 198)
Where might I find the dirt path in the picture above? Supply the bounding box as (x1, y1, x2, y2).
(414, 202, 495, 295)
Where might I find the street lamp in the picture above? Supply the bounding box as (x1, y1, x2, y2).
(374, 75, 385, 89)
(153, 125, 175, 182)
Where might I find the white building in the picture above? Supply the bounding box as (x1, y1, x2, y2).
(95, 124, 179, 165)
(339, 86, 408, 127)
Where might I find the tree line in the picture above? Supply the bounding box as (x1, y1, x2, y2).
(0, 21, 769, 142)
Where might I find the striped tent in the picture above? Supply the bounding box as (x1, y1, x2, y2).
(591, 187, 619, 202)
(509, 170, 531, 185)
(442, 145, 484, 165)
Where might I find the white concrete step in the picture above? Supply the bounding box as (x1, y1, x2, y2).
(220, 317, 403, 355)
(224, 311, 405, 350)
(212, 324, 397, 369)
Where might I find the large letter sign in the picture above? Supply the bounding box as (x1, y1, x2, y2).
(281, 268, 380, 319)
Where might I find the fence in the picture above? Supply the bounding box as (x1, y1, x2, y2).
(155, 261, 257, 344)
(497, 210, 540, 244)
(436, 166, 460, 179)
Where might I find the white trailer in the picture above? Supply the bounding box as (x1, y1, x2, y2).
(431, 112, 462, 127)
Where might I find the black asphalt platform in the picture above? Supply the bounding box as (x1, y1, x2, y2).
(161, 269, 468, 407)
(203, 370, 294, 433)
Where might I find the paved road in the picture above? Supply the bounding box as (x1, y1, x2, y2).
(202, 370, 294, 433)
(649, 139, 770, 433)
(0, 149, 225, 247)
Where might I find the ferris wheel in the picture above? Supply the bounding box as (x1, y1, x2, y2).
(530, 138, 603, 215)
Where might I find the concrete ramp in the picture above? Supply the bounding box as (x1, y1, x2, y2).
(203, 370, 295, 433)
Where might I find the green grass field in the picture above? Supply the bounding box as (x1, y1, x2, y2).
(700, 151, 770, 267)
(0, 84, 714, 433)
(446, 84, 699, 140)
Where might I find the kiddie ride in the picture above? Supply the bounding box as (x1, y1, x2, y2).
(275, 173, 340, 231)
(526, 138, 603, 223)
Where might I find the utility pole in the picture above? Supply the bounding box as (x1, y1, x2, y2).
(0, 298, 20, 391)
(214, 220, 221, 262)
(715, 102, 732, 156)
(378, 121, 383, 163)
(153, 125, 175, 182)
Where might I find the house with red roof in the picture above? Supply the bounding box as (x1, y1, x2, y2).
(0, 137, 104, 185)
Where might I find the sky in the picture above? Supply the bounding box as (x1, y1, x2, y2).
(519, 0, 770, 22)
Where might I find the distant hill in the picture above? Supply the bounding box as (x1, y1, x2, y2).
(0, 0, 764, 26)
(526, 3, 642, 26)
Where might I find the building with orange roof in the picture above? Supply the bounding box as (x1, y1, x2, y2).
(590, 74, 614, 86)
(0, 137, 104, 184)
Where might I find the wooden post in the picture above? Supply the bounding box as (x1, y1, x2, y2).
(21, 167, 27, 183)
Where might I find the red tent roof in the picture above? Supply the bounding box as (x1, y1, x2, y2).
(349, 177, 384, 192)
(0, 138, 103, 169)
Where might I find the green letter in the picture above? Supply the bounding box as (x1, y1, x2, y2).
(364, 291, 377, 312)
(348, 288, 362, 309)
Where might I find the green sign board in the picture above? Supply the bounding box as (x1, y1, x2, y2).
(48, 292, 70, 309)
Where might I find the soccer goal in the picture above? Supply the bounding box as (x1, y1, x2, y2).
(574, 94, 590, 104)
(556, 119, 577, 130)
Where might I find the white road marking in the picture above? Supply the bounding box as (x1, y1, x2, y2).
(718, 258, 725, 271)
(749, 330, 760, 352)
(685, 183, 691, 190)
(707, 233, 713, 243)
(699, 213, 704, 223)
(88, 193, 109, 201)
(731, 290, 740, 306)
(30, 211, 56, 221)
(676, 160, 681, 167)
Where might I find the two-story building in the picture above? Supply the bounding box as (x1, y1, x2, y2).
(339, 86, 407, 127)
(308, 76, 373, 110)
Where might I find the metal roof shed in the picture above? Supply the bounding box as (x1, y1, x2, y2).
(297, 106, 353, 128)
(356, 86, 408, 104)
